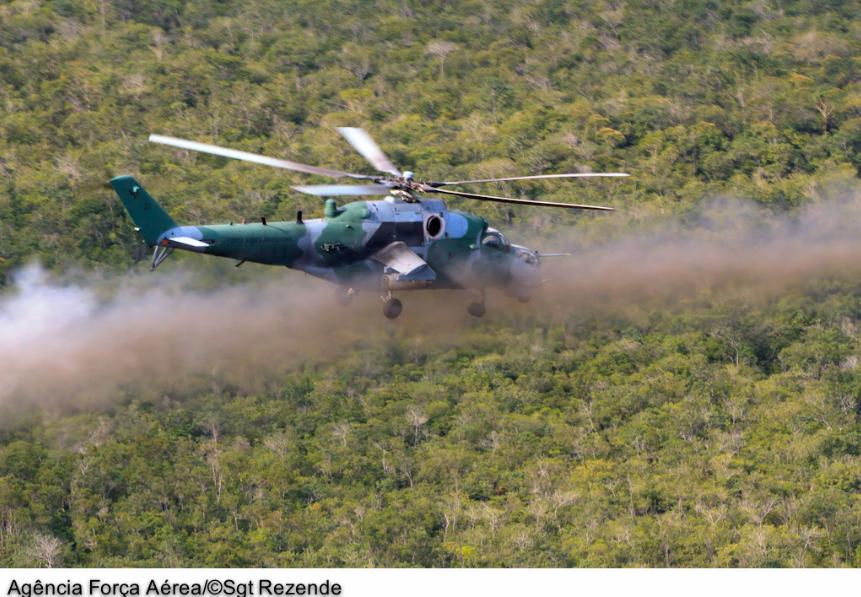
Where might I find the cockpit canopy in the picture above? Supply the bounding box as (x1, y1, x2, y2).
(481, 227, 510, 251)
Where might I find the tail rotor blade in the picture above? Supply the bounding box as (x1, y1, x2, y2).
(149, 134, 377, 180)
(336, 127, 402, 177)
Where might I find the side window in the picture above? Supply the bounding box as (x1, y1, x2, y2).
(481, 229, 510, 251)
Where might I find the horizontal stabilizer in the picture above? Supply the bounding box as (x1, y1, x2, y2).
(162, 236, 210, 251)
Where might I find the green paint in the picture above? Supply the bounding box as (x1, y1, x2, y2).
(427, 211, 486, 285)
(112, 182, 543, 308)
(315, 201, 370, 269)
(110, 176, 176, 245)
(198, 222, 304, 266)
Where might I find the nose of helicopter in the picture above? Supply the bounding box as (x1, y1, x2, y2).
(509, 246, 542, 289)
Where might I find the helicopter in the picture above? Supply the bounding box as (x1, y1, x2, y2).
(111, 128, 627, 318)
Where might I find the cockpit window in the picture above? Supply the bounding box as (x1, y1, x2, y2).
(481, 228, 510, 251)
(520, 251, 538, 265)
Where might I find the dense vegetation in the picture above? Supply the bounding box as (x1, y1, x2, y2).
(2, 0, 861, 566)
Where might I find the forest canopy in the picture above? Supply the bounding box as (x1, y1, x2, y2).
(2, 0, 861, 567)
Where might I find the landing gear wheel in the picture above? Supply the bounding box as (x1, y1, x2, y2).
(467, 302, 486, 318)
(336, 287, 355, 306)
(383, 298, 403, 319)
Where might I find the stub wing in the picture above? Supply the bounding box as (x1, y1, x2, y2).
(371, 242, 436, 282)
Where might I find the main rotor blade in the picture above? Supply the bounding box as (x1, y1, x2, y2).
(149, 134, 377, 180)
(336, 127, 402, 176)
(292, 184, 392, 196)
(420, 186, 614, 211)
(431, 172, 630, 186)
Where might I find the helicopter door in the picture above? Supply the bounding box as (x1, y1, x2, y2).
(393, 221, 424, 246)
(366, 221, 424, 252)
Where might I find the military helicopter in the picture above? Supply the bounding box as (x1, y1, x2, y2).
(111, 128, 627, 318)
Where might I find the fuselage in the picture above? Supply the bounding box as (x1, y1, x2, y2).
(156, 194, 541, 295)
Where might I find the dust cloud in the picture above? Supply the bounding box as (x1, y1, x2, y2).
(536, 185, 861, 313)
(0, 265, 365, 418)
(0, 261, 474, 420)
(3, 183, 861, 418)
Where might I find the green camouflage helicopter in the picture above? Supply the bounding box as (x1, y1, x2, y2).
(111, 128, 626, 318)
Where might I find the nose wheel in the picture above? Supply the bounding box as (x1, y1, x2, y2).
(467, 302, 486, 318)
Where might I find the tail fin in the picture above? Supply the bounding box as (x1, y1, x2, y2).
(110, 175, 177, 245)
